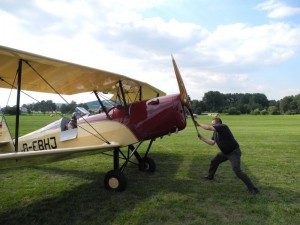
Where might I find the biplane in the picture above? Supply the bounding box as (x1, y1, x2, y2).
(0, 45, 192, 191)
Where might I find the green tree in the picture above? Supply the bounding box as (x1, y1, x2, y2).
(46, 100, 57, 112)
(191, 100, 205, 114)
(260, 109, 268, 115)
(60, 101, 77, 114)
(280, 96, 293, 114)
(251, 108, 260, 115)
(250, 93, 269, 110)
(295, 94, 300, 112)
(227, 107, 241, 115)
(202, 91, 224, 112)
(268, 106, 280, 115)
(3, 105, 17, 115)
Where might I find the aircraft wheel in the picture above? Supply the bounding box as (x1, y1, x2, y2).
(104, 170, 127, 192)
(139, 157, 156, 172)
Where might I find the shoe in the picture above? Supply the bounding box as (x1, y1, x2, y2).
(248, 187, 259, 195)
(202, 175, 214, 180)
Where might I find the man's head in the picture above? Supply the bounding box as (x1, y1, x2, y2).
(212, 117, 222, 125)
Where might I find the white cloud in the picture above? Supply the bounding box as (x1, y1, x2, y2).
(256, 0, 300, 18)
(0, 0, 300, 106)
(194, 22, 300, 71)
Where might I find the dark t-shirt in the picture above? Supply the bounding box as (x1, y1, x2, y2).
(212, 124, 239, 154)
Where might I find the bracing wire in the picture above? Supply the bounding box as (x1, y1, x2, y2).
(97, 92, 116, 108)
(0, 71, 18, 131)
(24, 60, 111, 144)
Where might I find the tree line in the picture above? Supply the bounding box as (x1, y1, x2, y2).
(191, 91, 300, 115)
(1, 100, 88, 115)
(2, 91, 300, 115)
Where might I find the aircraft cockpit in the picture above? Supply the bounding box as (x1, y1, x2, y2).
(74, 107, 90, 117)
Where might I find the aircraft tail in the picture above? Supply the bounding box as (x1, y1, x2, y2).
(0, 116, 14, 153)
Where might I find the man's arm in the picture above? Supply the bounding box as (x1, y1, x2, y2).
(194, 121, 215, 131)
(198, 133, 215, 145)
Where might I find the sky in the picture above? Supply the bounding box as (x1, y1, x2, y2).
(0, 0, 300, 107)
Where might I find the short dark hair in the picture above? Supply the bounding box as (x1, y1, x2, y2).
(213, 118, 222, 124)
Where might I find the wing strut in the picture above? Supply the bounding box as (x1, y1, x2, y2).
(14, 59, 23, 152)
(118, 80, 129, 115)
(93, 91, 111, 119)
(139, 86, 142, 101)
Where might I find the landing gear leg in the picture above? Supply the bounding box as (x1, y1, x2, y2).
(103, 140, 156, 191)
(104, 148, 127, 191)
(129, 140, 156, 172)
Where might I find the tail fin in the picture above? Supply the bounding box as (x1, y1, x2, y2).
(0, 116, 14, 153)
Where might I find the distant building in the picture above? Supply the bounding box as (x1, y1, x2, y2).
(20, 106, 28, 114)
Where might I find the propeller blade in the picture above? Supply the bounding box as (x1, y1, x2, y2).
(171, 55, 199, 135)
(171, 55, 191, 109)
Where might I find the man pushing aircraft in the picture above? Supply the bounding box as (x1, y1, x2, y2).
(194, 117, 259, 195)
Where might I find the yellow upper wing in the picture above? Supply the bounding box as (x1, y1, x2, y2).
(0, 45, 165, 101)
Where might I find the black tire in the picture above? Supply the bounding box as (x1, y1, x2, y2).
(104, 170, 127, 192)
(139, 157, 156, 172)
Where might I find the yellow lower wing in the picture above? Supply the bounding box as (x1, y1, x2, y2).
(0, 142, 121, 169)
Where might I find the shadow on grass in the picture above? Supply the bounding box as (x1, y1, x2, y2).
(0, 152, 183, 225)
(0, 152, 299, 225)
(186, 154, 300, 225)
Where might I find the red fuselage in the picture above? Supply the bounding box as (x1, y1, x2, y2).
(79, 93, 187, 141)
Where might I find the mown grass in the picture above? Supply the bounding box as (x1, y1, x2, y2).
(3, 114, 62, 137)
(0, 115, 299, 225)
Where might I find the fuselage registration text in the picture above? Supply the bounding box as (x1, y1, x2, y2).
(22, 137, 57, 152)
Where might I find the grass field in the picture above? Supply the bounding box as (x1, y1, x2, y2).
(0, 114, 299, 225)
